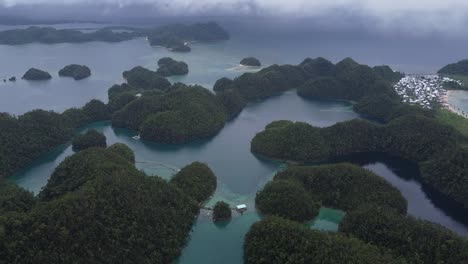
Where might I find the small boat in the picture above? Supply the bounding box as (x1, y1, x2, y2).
(132, 135, 141, 140)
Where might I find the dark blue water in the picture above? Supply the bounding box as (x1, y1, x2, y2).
(334, 153, 468, 235)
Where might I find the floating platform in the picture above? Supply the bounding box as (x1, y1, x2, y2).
(236, 204, 247, 213)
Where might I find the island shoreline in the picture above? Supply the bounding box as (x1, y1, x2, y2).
(441, 90, 468, 118)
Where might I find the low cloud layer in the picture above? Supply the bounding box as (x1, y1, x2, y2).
(1, 0, 468, 34)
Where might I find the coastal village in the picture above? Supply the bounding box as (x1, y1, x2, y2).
(393, 75, 468, 117)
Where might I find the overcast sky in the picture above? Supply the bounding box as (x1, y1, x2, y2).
(1, 0, 466, 15)
(0, 0, 467, 34)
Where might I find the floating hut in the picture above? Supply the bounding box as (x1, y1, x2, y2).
(236, 204, 247, 213)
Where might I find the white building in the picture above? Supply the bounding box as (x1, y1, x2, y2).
(236, 204, 247, 212)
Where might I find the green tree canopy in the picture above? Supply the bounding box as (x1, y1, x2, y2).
(112, 84, 228, 144)
(251, 116, 467, 207)
(0, 181, 36, 214)
(244, 216, 406, 264)
(438, 59, 468, 76)
(1, 145, 213, 264)
(340, 205, 468, 264)
(107, 143, 135, 164)
(156, 57, 189, 77)
(256, 180, 320, 221)
(274, 164, 407, 214)
(21, 68, 51, 80)
(58, 64, 91, 80)
(213, 201, 232, 222)
(123, 66, 171, 90)
(170, 162, 217, 204)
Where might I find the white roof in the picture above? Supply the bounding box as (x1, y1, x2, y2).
(236, 204, 247, 209)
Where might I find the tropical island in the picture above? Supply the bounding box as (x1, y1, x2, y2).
(240, 57, 261, 67)
(0, 26, 136, 45)
(0, 144, 217, 263)
(108, 65, 248, 143)
(213, 57, 402, 104)
(246, 163, 468, 263)
(213, 201, 232, 222)
(122, 66, 171, 90)
(0, 22, 229, 53)
(156, 57, 189, 77)
(146, 22, 229, 51)
(251, 114, 468, 208)
(245, 216, 407, 264)
(59, 64, 92, 80)
(245, 212, 468, 264)
(0, 98, 111, 180)
(111, 83, 228, 144)
(22, 68, 52, 80)
(256, 164, 407, 220)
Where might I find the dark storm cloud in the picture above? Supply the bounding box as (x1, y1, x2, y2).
(0, 0, 468, 34)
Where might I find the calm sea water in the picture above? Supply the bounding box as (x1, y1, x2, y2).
(4, 24, 468, 263)
(448, 90, 468, 114)
(0, 36, 264, 115)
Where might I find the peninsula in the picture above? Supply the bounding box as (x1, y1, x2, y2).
(437, 59, 468, 91)
(438, 59, 468, 76)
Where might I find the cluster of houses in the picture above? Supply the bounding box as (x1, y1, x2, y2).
(393, 75, 460, 109)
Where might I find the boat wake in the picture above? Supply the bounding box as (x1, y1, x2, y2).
(227, 64, 262, 72)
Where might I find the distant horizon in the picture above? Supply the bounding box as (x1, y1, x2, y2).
(1, 1, 468, 36)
